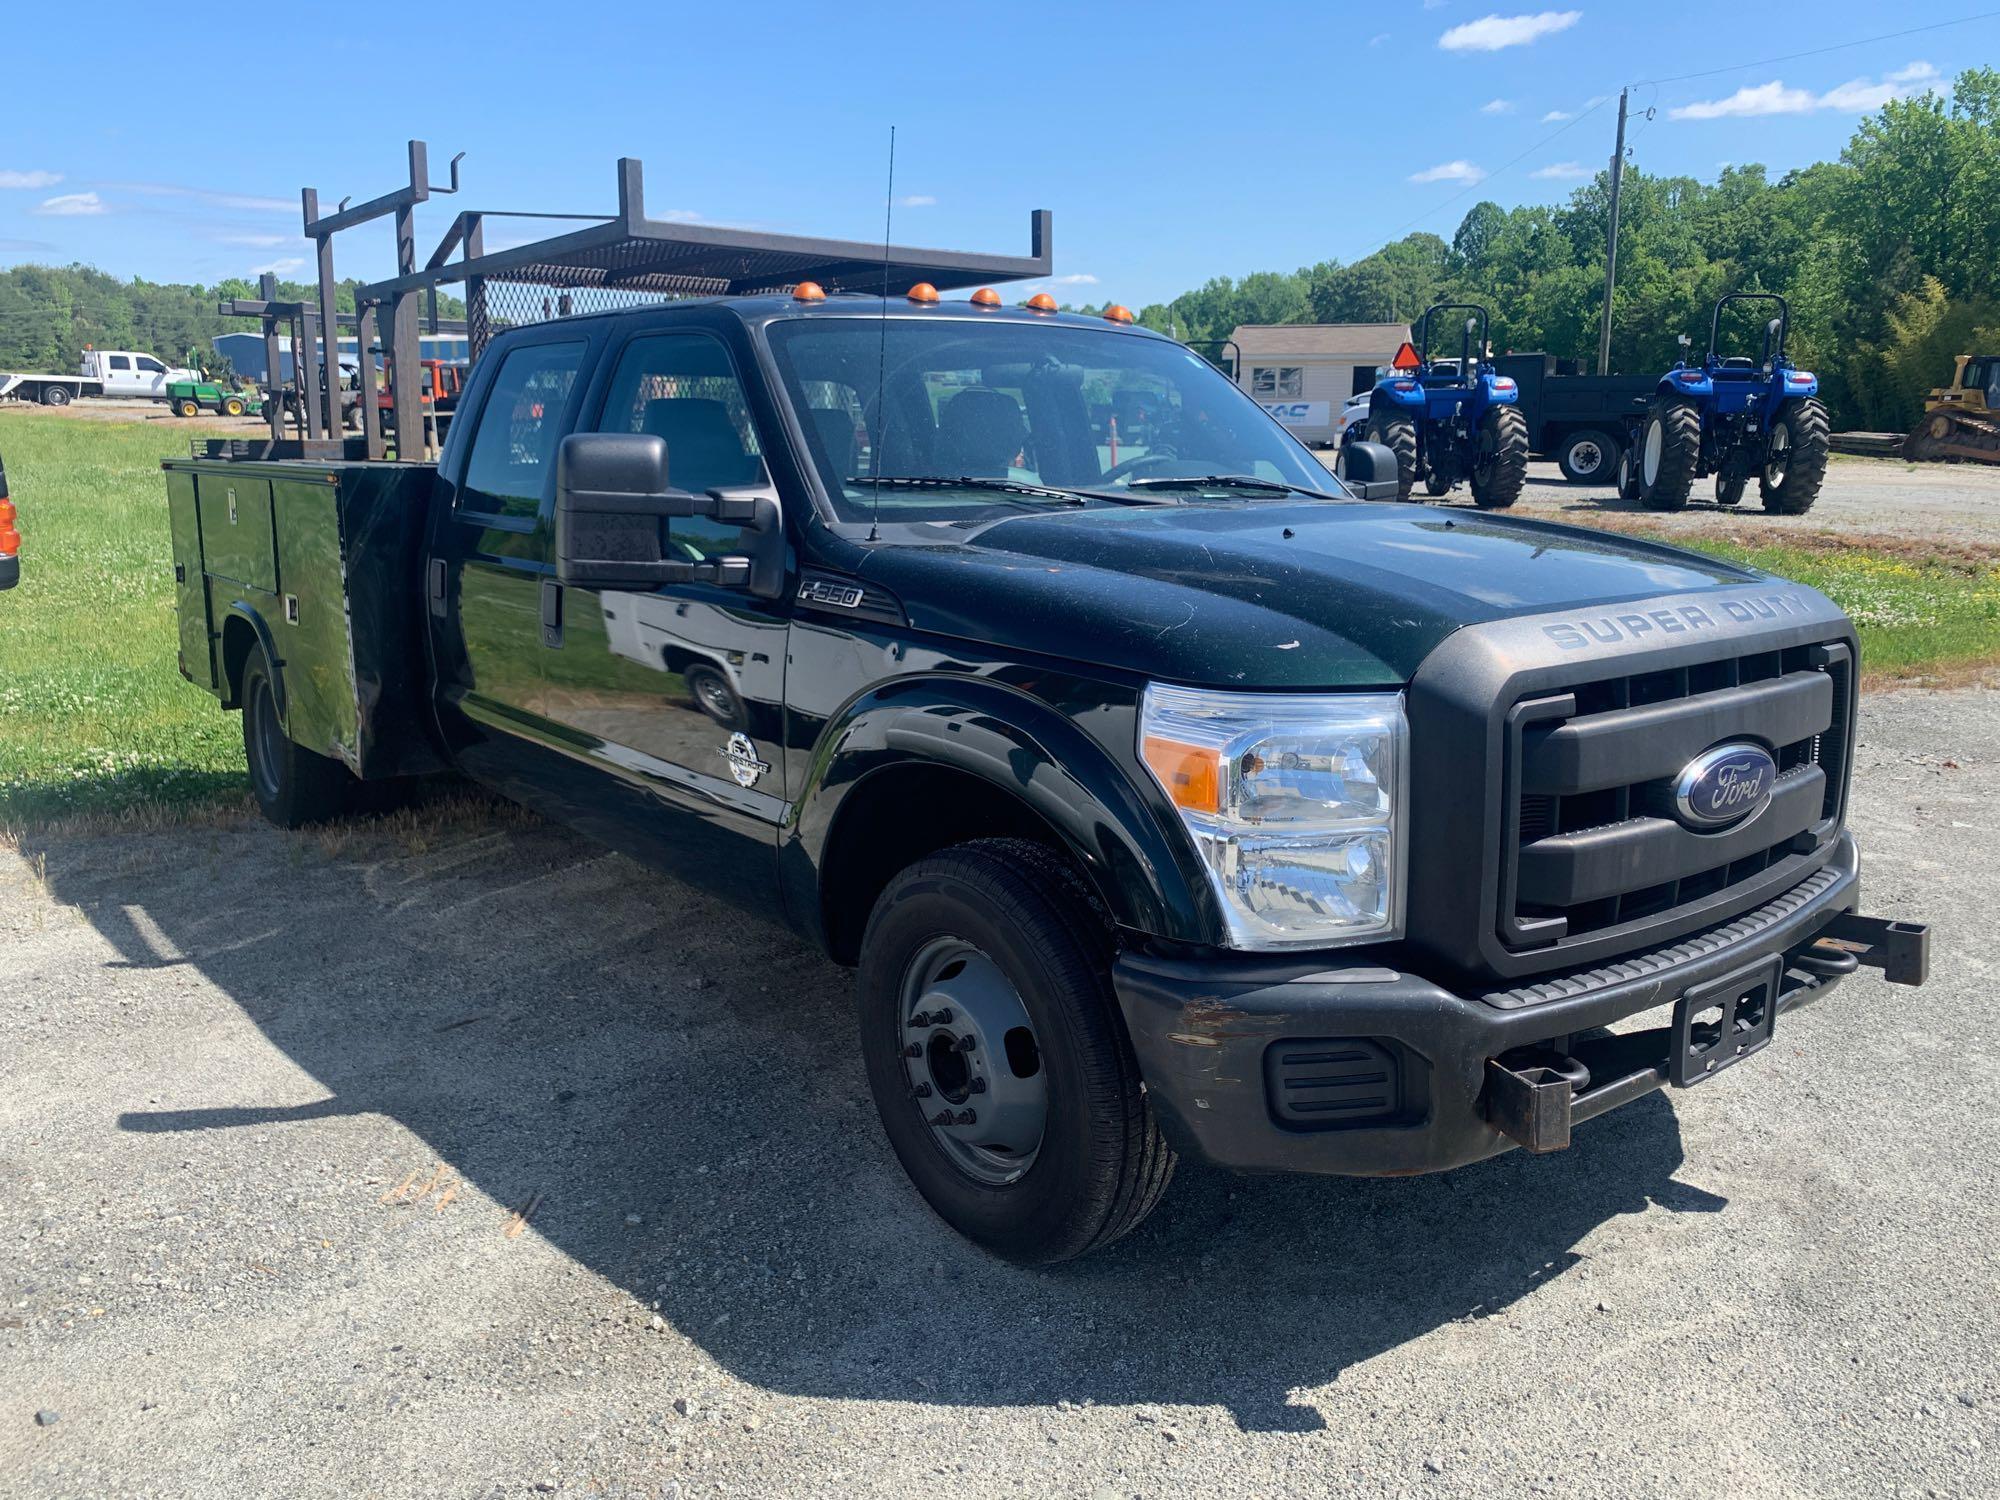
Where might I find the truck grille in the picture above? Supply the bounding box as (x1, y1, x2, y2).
(1499, 641, 1851, 955)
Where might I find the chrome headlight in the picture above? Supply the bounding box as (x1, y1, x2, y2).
(1139, 683, 1406, 950)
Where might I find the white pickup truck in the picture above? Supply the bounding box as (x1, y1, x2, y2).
(0, 349, 197, 406)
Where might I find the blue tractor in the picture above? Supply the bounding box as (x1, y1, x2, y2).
(1364, 303, 1528, 506)
(1630, 292, 1830, 514)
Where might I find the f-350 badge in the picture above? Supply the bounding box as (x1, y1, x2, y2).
(721, 732, 770, 789)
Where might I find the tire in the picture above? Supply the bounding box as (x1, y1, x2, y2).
(683, 662, 747, 731)
(1638, 398, 1700, 511)
(1366, 413, 1418, 502)
(222, 396, 246, 417)
(240, 643, 353, 829)
(1469, 405, 1529, 510)
(1715, 469, 1748, 506)
(176, 398, 201, 418)
(40, 383, 71, 407)
(1556, 428, 1620, 484)
(1423, 470, 1453, 498)
(1615, 445, 1644, 501)
(858, 838, 1175, 1264)
(1759, 397, 1830, 515)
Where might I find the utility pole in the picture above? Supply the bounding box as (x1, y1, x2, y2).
(1597, 86, 1629, 376)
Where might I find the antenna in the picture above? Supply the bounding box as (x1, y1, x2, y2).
(868, 125, 896, 543)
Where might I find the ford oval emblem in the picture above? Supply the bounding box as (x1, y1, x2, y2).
(1673, 743, 1778, 830)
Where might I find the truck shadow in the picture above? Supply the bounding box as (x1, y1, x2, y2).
(29, 809, 1717, 1433)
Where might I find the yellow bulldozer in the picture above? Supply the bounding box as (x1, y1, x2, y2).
(1904, 354, 2000, 462)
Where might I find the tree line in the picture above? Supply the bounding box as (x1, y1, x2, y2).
(1101, 67, 2000, 433)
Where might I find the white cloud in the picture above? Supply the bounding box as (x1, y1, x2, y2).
(102, 181, 294, 213)
(34, 191, 105, 216)
(897, 194, 937, 208)
(1439, 10, 1580, 52)
(1409, 160, 1488, 185)
(216, 232, 290, 248)
(1541, 108, 1574, 122)
(1368, 32, 1391, 46)
(1480, 98, 1515, 114)
(1531, 161, 1591, 180)
(1046, 273, 1099, 286)
(0, 169, 63, 190)
(0, 237, 57, 253)
(1671, 63, 1939, 120)
(250, 257, 306, 276)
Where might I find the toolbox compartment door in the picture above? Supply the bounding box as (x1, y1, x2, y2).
(165, 469, 216, 689)
(194, 471, 276, 593)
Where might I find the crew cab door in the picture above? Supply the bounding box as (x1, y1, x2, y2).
(425, 331, 591, 801)
(133, 354, 170, 398)
(535, 322, 789, 910)
(101, 353, 136, 397)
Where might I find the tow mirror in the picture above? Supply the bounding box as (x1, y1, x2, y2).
(554, 432, 781, 597)
(1336, 439, 1403, 502)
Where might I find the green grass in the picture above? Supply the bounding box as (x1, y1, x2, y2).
(1, 409, 1996, 827)
(1, 410, 246, 824)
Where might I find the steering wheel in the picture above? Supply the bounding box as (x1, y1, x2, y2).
(1098, 449, 1182, 484)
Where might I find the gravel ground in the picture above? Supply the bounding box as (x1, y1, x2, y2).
(3, 689, 1995, 1500)
(1315, 452, 2000, 545)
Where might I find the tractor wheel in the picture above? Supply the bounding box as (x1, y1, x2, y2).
(1715, 469, 1748, 506)
(1638, 398, 1700, 511)
(221, 395, 247, 417)
(176, 398, 202, 418)
(1759, 397, 1830, 515)
(1557, 428, 1620, 484)
(1367, 414, 1418, 502)
(1470, 406, 1530, 510)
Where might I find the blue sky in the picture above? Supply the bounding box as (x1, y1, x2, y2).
(3, 3, 1996, 307)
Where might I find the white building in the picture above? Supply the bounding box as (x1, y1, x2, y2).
(1228, 322, 1411, 445)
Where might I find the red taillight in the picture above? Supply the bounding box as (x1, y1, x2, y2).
(0, 494, 18, 555)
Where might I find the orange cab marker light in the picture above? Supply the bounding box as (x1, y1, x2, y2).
(792, 281, 827, 302)
(1141, 736, 1221, 815)
(906, 282, 940, 304)
(1025, 292, 1058, 312)
(1391, 341, 1421, 372)
(1103, 304, 1134, 324)
(970, 287, 1002, 308)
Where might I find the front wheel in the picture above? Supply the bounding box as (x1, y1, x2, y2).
(240, 643, 353, 828)
(1556, 428, 1620, 484)
(1638, 398, 1700, 511)
(858, 839, 1174, 1263)
(176, 398, 201, 418)
(1759, 397, 1830, 514)
(1469, 405, 1529, 509)
(1366, 413, 1418, 502)
(1615, 444, 1644, 501)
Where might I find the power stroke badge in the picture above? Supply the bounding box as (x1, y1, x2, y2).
(720, 732, 770, 789)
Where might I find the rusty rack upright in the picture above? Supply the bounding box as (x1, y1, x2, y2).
(221, 142, 1055, 463)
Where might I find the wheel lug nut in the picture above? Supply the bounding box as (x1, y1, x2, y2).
(968, 1077, 987, 1094)
(908, 1011, 930, 1028)
(930, 1008, 952, 1026)
(955, 1109, 977, 1125)
(911, 1082, 932, 1099)
(955, 1035, 977, 1052)
(928, 1110, 955, 1127)
(904, 1043, 922, 1058)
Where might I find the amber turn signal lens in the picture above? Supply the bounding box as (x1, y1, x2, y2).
(1102, 304, 1134, 324)
(970, 287, 1001, 307)
(1024, 292, 1058, 312)
(1140, 735, 1221, 815)
(0, 498, 14, 523)
(792, 281, 827, 302)
(906, 282, 940, 304)
(0, 528, 19, 555)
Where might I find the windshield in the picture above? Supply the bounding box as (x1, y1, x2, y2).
(763, 315, 1340, 524)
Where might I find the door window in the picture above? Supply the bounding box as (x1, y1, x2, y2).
(594, 332, 767, 559)
(459, 340, 587, 519)
(136, 356, 165, 374)
(108, 355, 132, 371)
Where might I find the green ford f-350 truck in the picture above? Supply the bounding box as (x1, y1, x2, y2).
(163, 253, 1930, 1263)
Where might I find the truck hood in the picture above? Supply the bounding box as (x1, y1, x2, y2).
(855, 501, 1767, 687)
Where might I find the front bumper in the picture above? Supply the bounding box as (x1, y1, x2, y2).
(1114, 833, 1929, 1176)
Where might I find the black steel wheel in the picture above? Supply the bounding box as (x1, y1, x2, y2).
(858, 839, 1174, 1263)
(1557, 428, 1620, 484)
(1759, 397, 1830, 514)
(1366, 413, 1418, 501)
(1470, 405, 1529, 509)
(1638, 398, 1700, 511)
(239, 643, 353, 828)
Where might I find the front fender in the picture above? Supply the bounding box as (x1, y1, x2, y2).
(783, 673, 1217, 948)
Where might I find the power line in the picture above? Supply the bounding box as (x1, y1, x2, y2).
(1631, 9, 2000, 87)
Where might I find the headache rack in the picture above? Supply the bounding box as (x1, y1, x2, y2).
(218, 141, 1052, 463)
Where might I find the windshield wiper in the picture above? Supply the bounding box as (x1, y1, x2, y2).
(1122, 473, 1293, 493)
(846, 475, 1086, 505)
